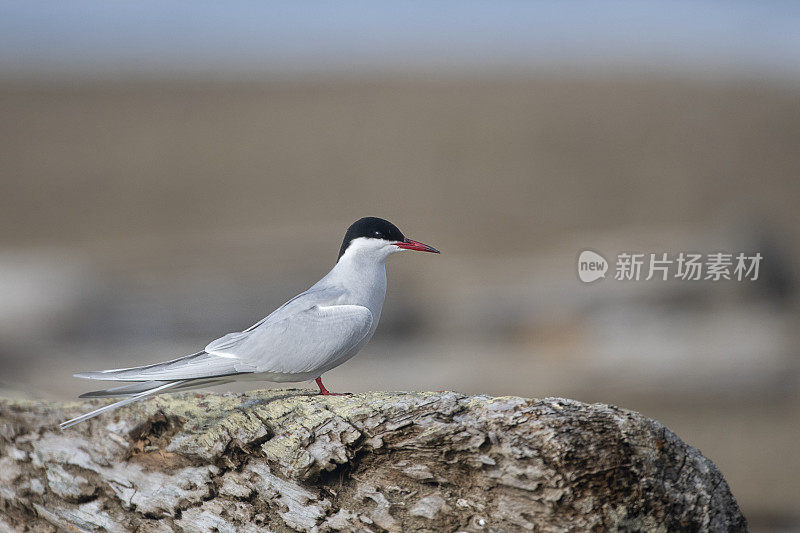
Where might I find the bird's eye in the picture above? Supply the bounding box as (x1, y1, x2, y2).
(374, 231, 381, 237)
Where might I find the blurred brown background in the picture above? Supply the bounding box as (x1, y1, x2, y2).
(1, 3, 799, 530)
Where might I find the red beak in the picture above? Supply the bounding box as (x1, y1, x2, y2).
(394, 238, 440, 253)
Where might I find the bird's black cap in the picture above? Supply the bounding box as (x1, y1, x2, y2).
(338, 217, 405, 259)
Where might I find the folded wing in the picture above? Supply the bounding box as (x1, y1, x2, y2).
(63, 297, 373, 429)
(73, 350, 257, 382)
(205, 304, 373, 375)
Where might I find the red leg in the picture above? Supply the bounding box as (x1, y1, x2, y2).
(315, 377, 350, 396)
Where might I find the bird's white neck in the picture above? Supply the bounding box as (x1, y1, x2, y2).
(320, 240, 396, 313)
(330, 251, 387, 298)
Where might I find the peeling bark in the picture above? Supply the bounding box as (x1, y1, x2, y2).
(0, 390, 746, 532)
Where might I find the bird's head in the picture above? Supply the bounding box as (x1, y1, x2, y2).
(338, 217, 439, 262)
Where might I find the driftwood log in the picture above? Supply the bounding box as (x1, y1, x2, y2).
(0, 390, 745, 532)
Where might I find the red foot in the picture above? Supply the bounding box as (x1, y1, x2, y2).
(315, 377, 351, 396)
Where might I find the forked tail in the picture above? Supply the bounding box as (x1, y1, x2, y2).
(59, 380, 186, 429)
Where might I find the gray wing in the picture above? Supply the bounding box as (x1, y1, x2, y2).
(205, 303, 373, 375)
(73, 286, 371, 382)
(78, 378, 236, 398)
(74, 350, 258, 381)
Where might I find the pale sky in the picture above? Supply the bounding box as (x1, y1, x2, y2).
(1, 1, 798, 80)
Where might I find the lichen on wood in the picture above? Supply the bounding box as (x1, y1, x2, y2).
(0, 390, 746, 532)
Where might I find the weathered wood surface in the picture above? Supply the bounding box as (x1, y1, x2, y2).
(0, 390, 745, 532)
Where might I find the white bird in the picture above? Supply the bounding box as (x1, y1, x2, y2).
(60, 217, 439, 429)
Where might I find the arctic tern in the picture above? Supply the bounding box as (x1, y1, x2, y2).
(60, 217, 439, 429)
